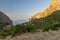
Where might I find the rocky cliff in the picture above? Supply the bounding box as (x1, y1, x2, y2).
(0, 11, 12, 25)
(30, 0, 60, 20)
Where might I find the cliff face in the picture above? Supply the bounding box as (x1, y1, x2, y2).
(30, 0, 60, 20)
(0, 11, 12, 25)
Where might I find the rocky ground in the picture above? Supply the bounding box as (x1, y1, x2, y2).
(3, 29, 60, 40)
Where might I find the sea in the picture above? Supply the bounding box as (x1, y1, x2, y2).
(13, 20, 29, 25)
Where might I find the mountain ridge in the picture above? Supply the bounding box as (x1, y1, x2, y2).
(30, 0, 60, 20)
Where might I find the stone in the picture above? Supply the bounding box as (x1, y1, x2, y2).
(0, 11, 12, 25)
(30, 0, 60, 20)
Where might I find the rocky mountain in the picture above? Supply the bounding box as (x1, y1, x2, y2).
(30, 0, 60, 20)
(0, 11, 12, 25)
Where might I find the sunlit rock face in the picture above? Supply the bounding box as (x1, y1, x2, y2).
(30, 0, 60, 20)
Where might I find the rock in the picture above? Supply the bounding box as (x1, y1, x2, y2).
(30, 0, 60, 20)
(0, 11, 12, 25)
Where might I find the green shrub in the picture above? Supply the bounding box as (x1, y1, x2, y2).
(42, 24, 60, 32)
(54, 23, 60, 28)
(10, 24, 27, 37)
(0, 30, 11, 39)
(24, 23, 37, 32)
(0, 24, 3, 30)
(11, 23, 38, 35)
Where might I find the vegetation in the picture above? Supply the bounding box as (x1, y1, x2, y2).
(0, 10, 60, 39)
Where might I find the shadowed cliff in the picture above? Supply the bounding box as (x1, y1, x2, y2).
(0, 11, 12, 25)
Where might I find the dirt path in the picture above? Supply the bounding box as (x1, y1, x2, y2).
(4, 29, 60, 40)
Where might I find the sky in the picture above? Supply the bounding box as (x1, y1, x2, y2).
(0, 0, 52, 20)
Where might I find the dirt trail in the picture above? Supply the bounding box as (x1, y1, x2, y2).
(4, 29, 60, 40)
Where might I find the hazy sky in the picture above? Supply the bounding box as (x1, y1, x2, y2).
(0, 0, 52, 20)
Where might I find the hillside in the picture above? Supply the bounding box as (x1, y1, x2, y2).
(30, 0, 60, 20)
(31, 10, 60, 28)
(4, 10, 60, 40)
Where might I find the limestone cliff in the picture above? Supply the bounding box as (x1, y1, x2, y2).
(30, 0, 60, 20)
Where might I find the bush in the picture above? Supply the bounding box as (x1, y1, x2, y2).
(0, 30, 11, 39)
(0, 22, 60, 39)
(24, 23, 37, 32)
(42, 24, 60, 32)
(54, 23, 60, 28)
(10, 24, 27, 37)
(10, 23, 38, 37)
(0, 24, 4, 30)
